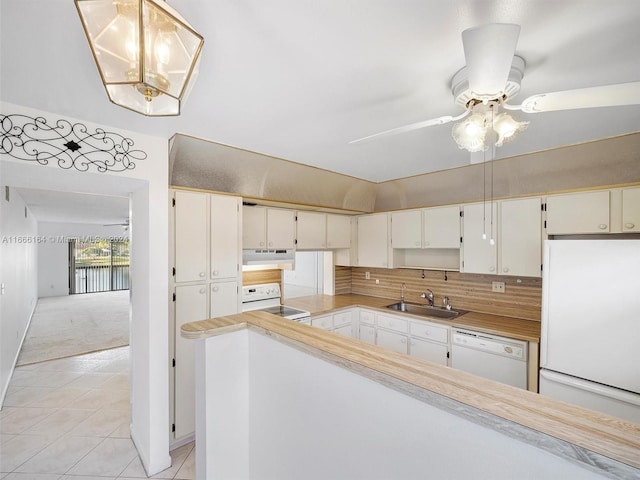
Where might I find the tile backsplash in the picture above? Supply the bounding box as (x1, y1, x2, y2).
(340, 266, 542, 321)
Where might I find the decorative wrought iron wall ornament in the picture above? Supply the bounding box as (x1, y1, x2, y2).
(0, 113, 147, 172)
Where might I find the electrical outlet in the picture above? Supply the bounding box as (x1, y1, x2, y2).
(375, 279, 380, 285)
(365, 271, 370, 279)
(492, 281, 505, 293)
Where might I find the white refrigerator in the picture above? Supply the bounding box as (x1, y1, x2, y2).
(540, 239, 640, 424)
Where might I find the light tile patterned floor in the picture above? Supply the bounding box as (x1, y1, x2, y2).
(0, 347, 194, 479)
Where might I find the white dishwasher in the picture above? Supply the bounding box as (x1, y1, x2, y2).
(451, 328, 528, 389)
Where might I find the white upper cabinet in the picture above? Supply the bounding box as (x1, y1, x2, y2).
(242, 206, 267, 248)
(267, 208, 296, 249)
(461, 202, 498, 274)
(210, 194, 241, 280)
(174, 190, 208, 283)
(423, 205, 461, 249)
(326, 214, 352, 249)
(546, 191, 610, 234)
(622, 187, 640, 232)
(357, 213, 389, 268)
(391, 210, 422, 248)
(296, 211, 327, 249)
(499, 197, 542, 277)
(391, 206, 460, 250)
(243, 206, 296, 249)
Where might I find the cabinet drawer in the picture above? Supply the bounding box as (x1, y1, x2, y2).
(311, 315, 333, 330)
(333, 310, 353, 327)
(376, 314, 408, 333)
(409, 320, 448, 344)
(359, 309, 376, 325)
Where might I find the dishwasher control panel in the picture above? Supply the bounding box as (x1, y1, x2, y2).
(452, 329, 527, 361)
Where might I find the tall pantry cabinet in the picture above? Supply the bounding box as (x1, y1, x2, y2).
(169, 189, 242, 442)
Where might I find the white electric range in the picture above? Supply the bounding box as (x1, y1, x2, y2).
(241, 283, 311, 323)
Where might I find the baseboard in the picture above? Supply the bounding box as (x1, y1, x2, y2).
(170, 433, 195, 451)
(0, 300, 37, 410)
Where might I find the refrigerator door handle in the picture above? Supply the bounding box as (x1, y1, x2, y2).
(540, 370, 640, 407)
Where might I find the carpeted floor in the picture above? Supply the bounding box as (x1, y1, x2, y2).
(16, 290, 130, 366)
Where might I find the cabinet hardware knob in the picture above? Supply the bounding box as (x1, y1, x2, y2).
(212, 270, 219, 276)
(199, 288, 206, 294)
(212, 286, 219, 292)
(598, 224, 607, 230)
(489, 266, 495, 272)
(624, 222, 635, 229)
(503, 267, 509, 273)
(199, 272, 206, 277)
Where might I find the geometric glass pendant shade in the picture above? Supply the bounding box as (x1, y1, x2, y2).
(74, 0, 204, 116)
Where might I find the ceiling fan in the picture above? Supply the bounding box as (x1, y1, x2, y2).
(350, 23, 640, 152)
(103, 219, 130, 232)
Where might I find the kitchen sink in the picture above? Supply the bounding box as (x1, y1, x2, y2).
(385, 302, 466, 319)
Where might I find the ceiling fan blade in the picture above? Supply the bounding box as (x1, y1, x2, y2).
(349, 112, 469, 144)
(519, 82, 640, 113)
(462, 23, 520, 99)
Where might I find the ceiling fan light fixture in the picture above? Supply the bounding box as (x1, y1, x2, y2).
(452, 105, 527, 152)
(451, 114, 488, 152)
(74, 0, 204, 116)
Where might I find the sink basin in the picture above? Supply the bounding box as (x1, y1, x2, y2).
(385, 302, 466, 320)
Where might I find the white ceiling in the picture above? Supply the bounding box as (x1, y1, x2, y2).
(1, 0, 640, 184)
(14, 188, 129, 225)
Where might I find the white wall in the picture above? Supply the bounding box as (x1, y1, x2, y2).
(196, 329, 611, 479)
(0, 102, 171, 475)
(37, 222, 129, 298)
(0, 186, 38, 407)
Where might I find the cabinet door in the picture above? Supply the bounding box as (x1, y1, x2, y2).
(462, 202, 498, 274)
(376, 313, 408, 333)
(357, 213, 389, 268)
(622, 187, 640, 232)
(174, 283, 208, 439)
(210, 195, 240, 279)
(243, 206, 266, 248)
(409, 338, 448, 365)
(546, 191, 610, 234)
(500, 197, 542, 277)
(174, 191, 208, 283)
(326, 214, 352, 249)
(210, 281, 239, 318)
(376, 329, 408, 354)
(266, 208, 296, 249)
(391, 210, 422, 248)
(296, 211, 327, 249)
(333, 324, 353, 338)
(423, 205, 461, 248)
(359, 324, 376, 344)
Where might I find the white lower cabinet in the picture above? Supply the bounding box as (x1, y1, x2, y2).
(409, 338, 448, 365)
(311, 314, 333, 330)
(359, 324, 376, 344)
(376, 329, 408, 354)
(333, 324, 354, 337)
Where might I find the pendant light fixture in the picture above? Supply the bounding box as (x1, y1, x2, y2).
(75, 0, 204, 116)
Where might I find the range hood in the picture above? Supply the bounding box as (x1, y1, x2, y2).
(242, 249, 295, 266)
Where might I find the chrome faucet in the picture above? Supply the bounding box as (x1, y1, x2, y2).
(420, 289, 434, 306)
(401, 283, 406, 304)
(443, 296, 452, 310)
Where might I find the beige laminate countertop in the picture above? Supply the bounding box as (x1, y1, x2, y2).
(181, 310, 639, 476)
(284, 294, 541, 342)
